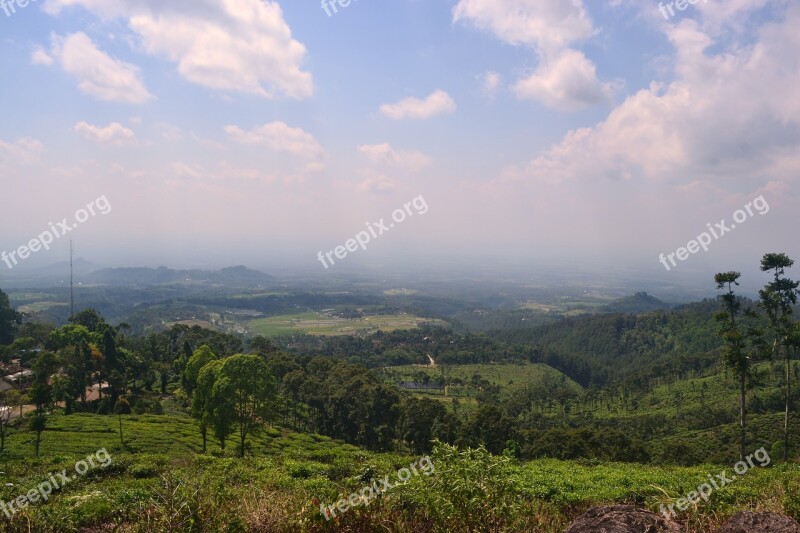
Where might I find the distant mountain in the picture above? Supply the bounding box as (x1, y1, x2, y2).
(83, 265, 274, 287)
(31, 257, 101, 277)
(0, 258, 103, 289)
(602, 292, 674, 314)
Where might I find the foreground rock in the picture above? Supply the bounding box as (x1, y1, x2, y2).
(715, 511, 800, 532)
(565, 505, 681, 532)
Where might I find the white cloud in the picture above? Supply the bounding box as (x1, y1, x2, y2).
(0, 138, 44, 165)
(506, 5, 800, 188)
(356, 174, 396, 194)
(453, 0, 595, 50)
(30, 47, 54, 66)
(481, 71, 502, 99)
(453, 0, 612, 110)
(225, 122, 324, 160)
(357, 143, 431, 171)
(155, 122, 184, 142)
(45, 0, 313, 99)
(380, 90, 456, 120)
(74, 121, 138, 145)
(693, 0, 770, 31)
(513, 49, 616, 110)
(43, 32, 152, 104)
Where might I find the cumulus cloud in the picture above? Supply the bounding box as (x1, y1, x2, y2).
(453, 0, 595, 50)
(44, 0, 312, 99)
(40, 32, 152, 104)
(380, 90, 456, 120)
(225, 122, 324, 160)
(0, 138, 44, 165)
(30, 47, 54, 66)
(357, 143, 431, 171)
(513, 49, 616, 110)
(74, 122, 138, 145)
(453, 0, 614, 110)
(507, 5, 800, 188)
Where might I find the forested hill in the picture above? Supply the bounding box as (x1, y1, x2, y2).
(488, 299, 726, 388)
(277, 299, 730, 390)
(601, 291, 675, 314)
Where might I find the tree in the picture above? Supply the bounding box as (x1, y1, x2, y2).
(0, 288, 22, 346)
(103, 328, 120, 403)
(69, 308, 105, 333)
(49, 325, 93, 412)
(29, 351, 57, 457)
(249, 336, 277, 356)
(183, 345, 217, 395)
(217, 354, 276, 457)
(463, 404, 518, 455)
(400, 397, 452, 454)
(759, 253, 800, 461)
(715, 271, 765, 461)
(191, 359, 228, 453)
(114, 398, 131, 445)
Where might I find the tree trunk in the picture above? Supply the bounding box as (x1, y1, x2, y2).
(785, 346, 790, 462)
(740, 371, 746, 462)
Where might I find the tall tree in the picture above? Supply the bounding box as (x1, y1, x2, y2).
(715, 271, 765, 461)
(216, 354, 275, 457)
(29, 351, 57, 456)
(191, 359, 229, 453)
(0, 288, 22, 346)
(759, 253, 800, 461)
(183, 345, 217, 395)
(49, 325, 93, 411)
(69, 308, 105, 332)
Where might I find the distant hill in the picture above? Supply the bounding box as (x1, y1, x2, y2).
(83, 265, 274, 287)
(602, 292, 674, 314)
(32, 257, 100, 277)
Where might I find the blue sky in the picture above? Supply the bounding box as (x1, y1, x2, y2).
(0, 0, 797, 280)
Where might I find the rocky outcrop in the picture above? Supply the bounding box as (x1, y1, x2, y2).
(565, 505, 681, 532)
(714, 511, 800, 533)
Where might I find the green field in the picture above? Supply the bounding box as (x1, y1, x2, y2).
(248, 312, 447, 337)
(1, 411, 799, 532)
(382, 362, 584, 400)
(16, 301, 68, 313)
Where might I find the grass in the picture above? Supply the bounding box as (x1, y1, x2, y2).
(382, 362, 584, 400)
(1, 411, 800, 531)
(16, 302, 68, 313)
(248, 312, 447, 337)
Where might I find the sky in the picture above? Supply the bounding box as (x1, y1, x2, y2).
(0, 0, 798, 284)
